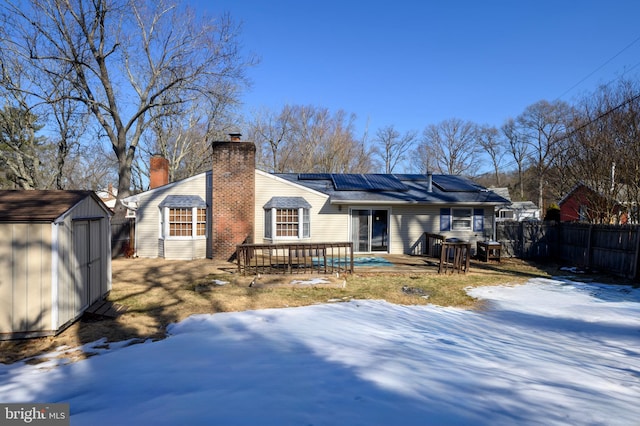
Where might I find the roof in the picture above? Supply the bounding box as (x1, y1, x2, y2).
(273, 173, 510, 205)
(264, 196, 312, 209)
(499, 201, 539, 211)
(489, 187, 511, 201)
(158, 195, 207, 208)
(0, 190, 106, 222)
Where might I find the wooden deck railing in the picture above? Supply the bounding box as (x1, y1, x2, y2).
(236, 242, 354, 275)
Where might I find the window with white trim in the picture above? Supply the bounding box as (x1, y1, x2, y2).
(159, 195, 207, 239)
(440, 207, 484, 232)
(452, 208, 472, 230)
(264, 197, 311, 240)
(169, 208, 192, 236)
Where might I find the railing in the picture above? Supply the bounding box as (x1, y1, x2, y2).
(424, 233, 445, 257)
(236, 242, 354, 275)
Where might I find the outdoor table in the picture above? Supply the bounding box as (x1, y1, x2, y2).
(477, 241, 501, 262)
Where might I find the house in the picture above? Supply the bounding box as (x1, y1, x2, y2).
(122, 135, 510, 261)
(559, 183, 629, 224)
(490, 187, 540, 222)
(0, 190, 112, 339)
(96, 183, 118, 211)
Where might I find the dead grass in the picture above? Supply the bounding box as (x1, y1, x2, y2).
(0, 256, 554, 365)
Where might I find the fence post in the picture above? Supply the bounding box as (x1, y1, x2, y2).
(585, 225, 593, 268)
(633, 227, 640, 280)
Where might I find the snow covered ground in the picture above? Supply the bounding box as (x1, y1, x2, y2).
(1, 277, 639, 425)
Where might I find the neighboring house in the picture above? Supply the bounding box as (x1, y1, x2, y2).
(96, 183, 119, 212)
(0, 190, 112, 339)
(490, 187, 540, 222)
(559, 183, 628, 224)
(123, 135, 510, 261)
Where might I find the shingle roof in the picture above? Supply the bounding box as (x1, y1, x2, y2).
(158, 195, 207, 208)
(275, 173, 510, 205)
(0, 190, 101, 222)
(263, 196, 312, 209)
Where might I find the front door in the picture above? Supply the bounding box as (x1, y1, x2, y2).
(351, 209, 389, 253)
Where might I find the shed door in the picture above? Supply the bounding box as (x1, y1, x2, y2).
(74, 219, 103, 309)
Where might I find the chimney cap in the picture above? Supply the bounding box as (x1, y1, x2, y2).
(229, 132, 242, 141)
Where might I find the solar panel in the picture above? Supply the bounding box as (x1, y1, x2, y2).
(331, 174, 409, 191)
(431, 175, 482, 192)
(393, 174, 429, 181)
(331, 174, 371, 190)
(298, 173, 331, 180)
(365, 174, 408, 191)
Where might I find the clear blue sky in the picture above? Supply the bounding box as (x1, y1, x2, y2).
(195, 1, 640, 152)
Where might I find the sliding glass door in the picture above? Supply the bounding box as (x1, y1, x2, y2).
(351, 209, 389, 253)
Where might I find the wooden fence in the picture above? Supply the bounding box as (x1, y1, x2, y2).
(496, 221, 640, 279)
(110, 217, 134, 258)
(236, 242, 353, 275)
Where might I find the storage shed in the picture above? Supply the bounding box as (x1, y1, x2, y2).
(0, 190, 112, 339)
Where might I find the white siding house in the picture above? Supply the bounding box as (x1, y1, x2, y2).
(123, 139, 510, 260)
(122, 172, 210, 260)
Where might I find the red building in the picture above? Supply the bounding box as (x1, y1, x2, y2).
(559, 184, 627, 224)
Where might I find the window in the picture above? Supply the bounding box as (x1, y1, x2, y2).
(452, 208, 472, 230)
(169, 208, 193, 236)
(264, 197, 311, 240)
(159, 195, 207, 239)
(276, 208, 299, 237)
(499, 210, 514, 219)
(196, 208, 206, 236)
(440, 208, 484, 231)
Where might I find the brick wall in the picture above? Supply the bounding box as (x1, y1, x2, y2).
(211, 141, 256, 261)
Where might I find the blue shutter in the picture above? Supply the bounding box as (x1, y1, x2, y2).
(473, 208, 484, 231)
(440, 208, 451, 231)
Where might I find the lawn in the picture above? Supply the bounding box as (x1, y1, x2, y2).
(1, 256, 558, 364)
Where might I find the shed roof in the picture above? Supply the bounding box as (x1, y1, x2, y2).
(0, 190, 104, 222)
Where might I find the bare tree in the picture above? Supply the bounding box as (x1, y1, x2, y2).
(517, 100, 572, 212)
(501, 118, 528, 200)
(565, 78, 640, 223)
(373, 125, 417, 174)
(248, 104, 374, 173)
(0, 104, 45, 189)
(247, 105, 295, 173)
(1, 0, 254, 215)
(419, 118, 480, 175)
(409, 143, 437, 174)
(475, 125, 505, 186)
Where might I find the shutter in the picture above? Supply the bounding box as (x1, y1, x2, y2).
(264, 209, 272, 239)
(473, 208, 484, 231)
(302, 208, 310, 238)
(440, 208, 451, 232)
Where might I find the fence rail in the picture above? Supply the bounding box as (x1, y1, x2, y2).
(496, 221, 640, 279)
(236, 242, 353, 275)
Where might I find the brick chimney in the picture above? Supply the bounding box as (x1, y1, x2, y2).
(150, 154, 169, 189)
(211, 133, 255, 261)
